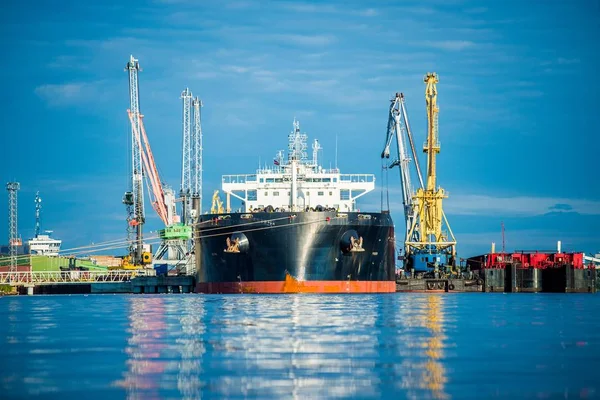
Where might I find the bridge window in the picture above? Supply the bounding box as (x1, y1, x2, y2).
(247, 190, 257, 201)
(340, 189, 350, 200)
(260, 178, 264, 183)
(323, 178, 331, 182)
(266, 178, 274, 183)
(333, 178, 337, 182)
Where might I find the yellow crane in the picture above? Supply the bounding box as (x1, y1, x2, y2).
(404, 72, 456, 272)
(211, 190, 225, 214)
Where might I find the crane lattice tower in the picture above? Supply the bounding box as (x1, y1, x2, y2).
(6, 182, 21, 273)
(191, 96, 203, 218)
(411, 72, 456, 255)
(124, 55, 145, 264)
(180, 88, 193, 225)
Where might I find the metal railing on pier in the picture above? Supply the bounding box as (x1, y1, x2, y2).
(0, 270, 148, 285)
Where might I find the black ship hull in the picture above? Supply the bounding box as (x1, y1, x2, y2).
(194, 211, 396, 293)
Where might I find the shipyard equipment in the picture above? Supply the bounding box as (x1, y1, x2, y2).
(382, 73, 456, 275)
(180, 88, 193, 225)
(123, 55, 188, 269)
(211, 190, 225, 214)
(6, 182, 21, 273)
(123, 55, 147, 267)
(179, 89, 203, 260)
(191, 96, 203, 220)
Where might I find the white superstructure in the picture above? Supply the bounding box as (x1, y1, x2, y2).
(222, 119, 375, 213)
(28, 232, 62, 256)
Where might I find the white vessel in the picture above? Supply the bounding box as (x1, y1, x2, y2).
(28, 232, 62, 256)
(27, 192, 62, 256)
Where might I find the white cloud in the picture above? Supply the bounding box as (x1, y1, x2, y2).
(445, 194, 600, 216)
(557, 57, 580, 65)
(464, 7, 488, 14)
(420, 40, 477, 51)
(34, 83, 86, 106)
(34, 80, 116, 107)
(361, 187, 600, 217)
(223, 65, 251, 74)
(270, 33, 337, 46)
(279, 2, 377, 17)
(357, 8, 378, 17)
(281, 2, 338, 13)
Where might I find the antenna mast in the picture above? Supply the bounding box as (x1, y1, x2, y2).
(335, 133, 338, 170)
(34, 191, 41, 238)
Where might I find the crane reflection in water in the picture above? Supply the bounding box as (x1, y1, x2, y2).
(113, 296, 207, 399)
(396, 293, 450, 400)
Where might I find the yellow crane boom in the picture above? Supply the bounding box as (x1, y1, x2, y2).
(408, 72, 456, 257)
(211, 190, 225, 214)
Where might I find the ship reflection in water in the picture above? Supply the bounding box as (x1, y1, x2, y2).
(113, 295, 452, 399)
(1, 294, 598, 399)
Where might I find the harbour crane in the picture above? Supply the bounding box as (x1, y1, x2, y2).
(123, 55, 191, 269)
(382, 73, 456, 275)
(381, 92, 423, 247)
(129, 110, 192, 269)
(180, 90, 203, 258)
(211, 190, 225, 214)
(180, 88, 193, 225)
(123, 55, 148, 267)
(191, 96, 203, 220)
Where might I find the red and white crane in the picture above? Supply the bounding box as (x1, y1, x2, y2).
(124, 55, 184, 267)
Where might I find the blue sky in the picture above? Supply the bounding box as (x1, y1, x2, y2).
(0, 0, 598, 257)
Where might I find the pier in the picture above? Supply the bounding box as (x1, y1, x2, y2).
(0, 271, 194, 295)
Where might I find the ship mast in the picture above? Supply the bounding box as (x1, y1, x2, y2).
(288, 119, 307, 211)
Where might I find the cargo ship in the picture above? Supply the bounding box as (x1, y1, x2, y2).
(194, 119, 396, 293)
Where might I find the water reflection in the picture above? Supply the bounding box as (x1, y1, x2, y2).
(115, 295, 387, 398)
(115, 296, 206, 399)
(2, 294, 599, 398)
(395, 294, 450, 400)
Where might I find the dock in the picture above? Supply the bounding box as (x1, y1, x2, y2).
(396, 265, 598, 293)
(0, 271, 195, 295)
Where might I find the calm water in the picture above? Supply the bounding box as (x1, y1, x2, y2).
(0, 293, 598, 399)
